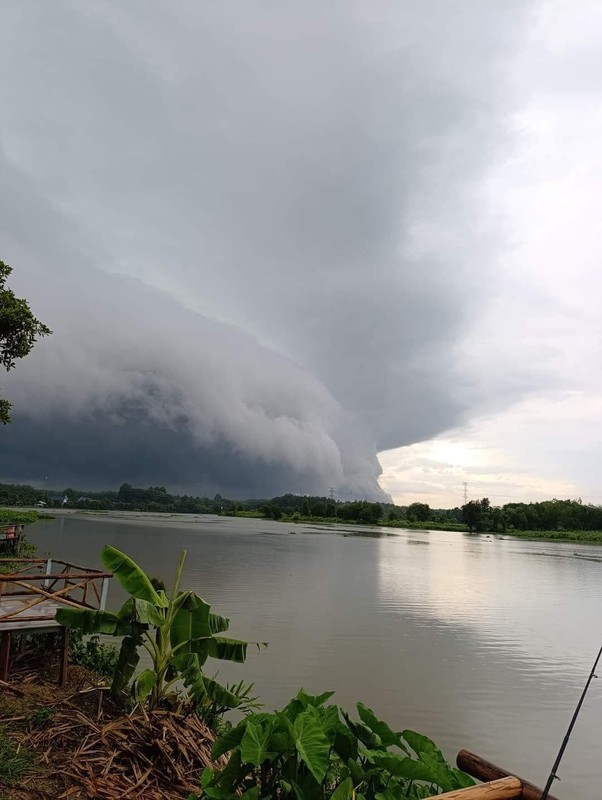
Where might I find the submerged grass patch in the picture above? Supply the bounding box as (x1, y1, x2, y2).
(504, 529, 602, 544)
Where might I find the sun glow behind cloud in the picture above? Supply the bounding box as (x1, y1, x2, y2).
(379, 396, 585, 508)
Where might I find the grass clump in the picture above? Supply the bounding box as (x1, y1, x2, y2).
(0, 732, 33, 785)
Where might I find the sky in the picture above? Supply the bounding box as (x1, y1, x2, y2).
(0, 1, 600, 506)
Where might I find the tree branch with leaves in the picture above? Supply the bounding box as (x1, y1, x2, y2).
(0, 260, 51, 424)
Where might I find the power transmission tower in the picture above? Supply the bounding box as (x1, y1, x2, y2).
(462, 482, 468, 505)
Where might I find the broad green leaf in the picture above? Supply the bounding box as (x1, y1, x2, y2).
(101, 545, 167, 606)
(401, 730, 443, 761)
(357, 703, 404, 749)
(330, 778, 353, 800)
(400, 730, 466, 792)
(111, 634, 142, 695)
(206, 636, 248, 663)
(320, 704, 345, 741)
(333, 729, 357, 762)
(343, 713, 377, 748)
(240, 718, 274, 765)
(170, 592, 213, 650)
(214, 748, 243, 792)
(347, 758, 364, 785)
(211, 720, 248, 759)
(171, 653, 241, 708)
(134, 668, 157, 702)
(118, 597, 165, 627)
(292, 780, 306, 800)
(56, 607, 129, 635)
(209, 612, 230, 633)
(242, 788, 259, 800)
(451, 768, 476, 789)
(203, 676, 242, 708)
(293, 773, 325, 800)
(293, 711, 330, 783)
(283, 697, 305, 721)
(297, 688, 336, 708)
(200, 767, 216, 789)
(368, 752, 441, 784)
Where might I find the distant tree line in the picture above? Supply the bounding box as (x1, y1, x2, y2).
(1, 481, 601, 532)
(461, 497, 602, 532)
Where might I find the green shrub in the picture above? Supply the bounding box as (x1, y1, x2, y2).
(68, 630, 120, 678)
(194, 689, 473, 800)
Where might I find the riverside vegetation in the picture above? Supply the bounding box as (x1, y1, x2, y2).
(4, 480, 602, 542)
(0, 544, 474, 799)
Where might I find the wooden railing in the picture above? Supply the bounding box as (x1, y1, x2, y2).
(0, 558, 112, 625)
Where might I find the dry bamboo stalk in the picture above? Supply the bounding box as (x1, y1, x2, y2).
(0, 577, 89, 619)
(0, 579, 86, 615)
(426, 777, 522, 799)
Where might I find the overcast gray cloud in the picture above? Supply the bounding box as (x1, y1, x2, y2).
(0, 1, 540, 498)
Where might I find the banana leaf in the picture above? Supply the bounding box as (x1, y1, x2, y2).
(171, 653, 242, 708)
(209, 612, 230, 634)
(111, 633, 143, 696)
(205, 636, 248, 663)
(101, 545, 167, 607)
(170, 592, 213, 649)
(134, 668, 157, 702)
(55, 607, 131, 636)
(118, 597, 165, 627)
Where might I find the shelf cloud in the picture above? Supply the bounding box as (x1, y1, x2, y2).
(0, 1, 536, 498)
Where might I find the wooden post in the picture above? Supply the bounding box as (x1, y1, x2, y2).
(43, 558, 52, 589)
(100, 576, 109, 610)
(426, 776, 522, 799)
(0, 631, 11, 682)
(456, 751, 560, 800)
(58, 626, 69, 686)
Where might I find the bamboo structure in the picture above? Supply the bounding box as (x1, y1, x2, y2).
(426, 777, 522, 799)
(0, 558, 112, 683)
(456, 751, 559, 800)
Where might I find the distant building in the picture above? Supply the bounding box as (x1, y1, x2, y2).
(48, 494, 68, 507)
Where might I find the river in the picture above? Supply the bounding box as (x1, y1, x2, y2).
(29, 512, 602, 799)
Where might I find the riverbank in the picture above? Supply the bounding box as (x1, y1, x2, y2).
(6, 506, 602, 544)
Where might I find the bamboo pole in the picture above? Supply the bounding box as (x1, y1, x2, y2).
(456, 751, 560, 800)
(0, 578, 89, 620)
(0, 580, 84, 613)
(426, 777, 522, 799)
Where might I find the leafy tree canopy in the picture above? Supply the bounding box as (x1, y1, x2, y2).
(0, 260, 51, 424)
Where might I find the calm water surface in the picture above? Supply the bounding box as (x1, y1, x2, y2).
(30, 513, 602, 799)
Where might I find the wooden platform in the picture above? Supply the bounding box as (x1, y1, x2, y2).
(0, 597, 65, 632)
(0, 558, 112, 683)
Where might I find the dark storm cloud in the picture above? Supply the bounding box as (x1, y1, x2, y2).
(0, 1, 533, 497)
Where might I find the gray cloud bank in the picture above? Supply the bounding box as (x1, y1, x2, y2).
(0, 1, 532, 498)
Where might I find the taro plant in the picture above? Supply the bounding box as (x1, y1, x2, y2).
(196, 689, 474, 800)
(56, 545, 259, 712)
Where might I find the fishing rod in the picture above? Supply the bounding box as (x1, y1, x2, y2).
(540, 641, 602, 800)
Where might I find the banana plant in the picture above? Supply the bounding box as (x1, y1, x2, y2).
(56, 545, 256, 711)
